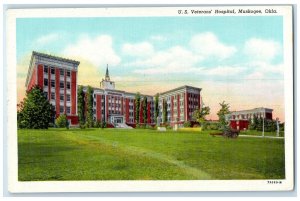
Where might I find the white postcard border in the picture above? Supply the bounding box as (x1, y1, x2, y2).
(6, 6, 294, 192)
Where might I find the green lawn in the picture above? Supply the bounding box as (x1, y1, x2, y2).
(240, 129, 284, 137)
(18, 128, 285, 181)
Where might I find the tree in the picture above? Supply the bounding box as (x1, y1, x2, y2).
(154, 93, 159, 123)
(162, 99, 167, 123)
(217, 101, 230, 129)
(86, 86, 94, 128)
(135, 92, 141, 124)
(143, 97, 148, 124)
(192, 106, 210, 125)
(77, 86, 85, 126)
(55, 114, 68, 128)
(17, 85, 55, 129)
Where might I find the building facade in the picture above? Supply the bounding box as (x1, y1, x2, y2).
(226, 107, 273, 130)
(25, 51, 80, 125)
(158, 86, 202, 126)
(25, 51, 202, 127)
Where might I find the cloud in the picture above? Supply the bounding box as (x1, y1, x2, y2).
(63, 35, 121, 67)
(122, 42, 154, 58)
(35, 33, 61, 46)
(150, 35, 167, 42)
(244, 38, 281, 62)
(131, 46, 203, 74)
(190, 32, 237, 60)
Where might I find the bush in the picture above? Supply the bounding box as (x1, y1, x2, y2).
(183, 121, 191, 128)
(95, 120, 102, 128)
(55, 114, 68, 128)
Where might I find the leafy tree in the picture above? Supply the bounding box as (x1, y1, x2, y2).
(154, 93, 159, 123)
(162, 99, 167, 123)
(192, 106, 210, 126)
(77, 85, 85, 126)
(183, 121, 191, 128)
(17, 85, 55, 129)
(135, 92, 141, 124)
(86, 86, 94, 128)
(55, 114, 68, 128)
(143, 97, 148, 124)
(217, 101, 230, 129)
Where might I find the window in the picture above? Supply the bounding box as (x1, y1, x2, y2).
(60, 94, 64, 101)
(44, 92, 48, 99)
(66, 94, 71, 102)
(60, 106, 64, 113)
(66, 82, 70, 90)
(60, 82, 64, 89)
(51, 80, 55, 88)
(44, 66, 48, 73)
(51, 92, 55, 100)
(44, 78, 48, 86)
(66, 106, 71, 114)
(51, 67, 55, 74)
(66, 71, 71, 77)
(60, 69, 64, 76)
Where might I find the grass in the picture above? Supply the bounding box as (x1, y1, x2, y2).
(18, 128, 285, 181)
(240, 129, 284, 137)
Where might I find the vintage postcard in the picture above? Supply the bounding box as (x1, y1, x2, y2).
(6, 6, 294, 192)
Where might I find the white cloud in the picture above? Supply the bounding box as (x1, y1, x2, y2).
(122, 42, 154, 58)
(190, 32, 237, 60)
(150, 35, 167, 42)
(35, 33, 61, 46)
(244, 38, 281, 62)
(131, 46, 203, 74)
(200, 66, 245, 76)
(63, 35, 121, 67)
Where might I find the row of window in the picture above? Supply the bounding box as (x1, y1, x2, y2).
(44, 66, 71, 77)
(44, 78, 71, 89)
(44, 92, 71, 102)
(60, 106, 71, 114)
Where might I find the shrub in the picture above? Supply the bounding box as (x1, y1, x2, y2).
(183, 121, 191, 128)
(95, 120, 102, 128)
(55, 114, 68, 128)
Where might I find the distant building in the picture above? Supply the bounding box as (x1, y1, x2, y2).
(25, 51, 202, 127)
(226, 107, 273, 130)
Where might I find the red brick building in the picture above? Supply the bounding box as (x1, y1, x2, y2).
(25, 52, 202, 127)
(25, 51, 80, 125)
(226, 107, 273, 130)
(159, 86, 202, 126)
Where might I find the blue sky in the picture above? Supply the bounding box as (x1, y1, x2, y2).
(16, 16, 285, 120)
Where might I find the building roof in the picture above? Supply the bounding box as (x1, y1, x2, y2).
(159, 85, 202, 96)
(31, 51, 80, 65)
(25, 51, 80, 87)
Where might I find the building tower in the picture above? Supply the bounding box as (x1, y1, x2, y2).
(100, 65, 115, 90)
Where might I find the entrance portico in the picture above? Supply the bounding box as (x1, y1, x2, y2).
(109, 115, 125, 124)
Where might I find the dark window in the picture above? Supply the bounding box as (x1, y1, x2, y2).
(60, 94, 64, 101)
(67, 71, 71, 77)
(60, 82, 64, 89)
(66, 82, 70, 90)
(51, 80, 55, 88)
(60, 106, 64, 113)
(66, 107, 71, 114)
(51, 67, 55, 74)
(60, 69, 64, 76)
(51, 92, 55, 100)
(44, 79, 48, 86)
(44, 66, 48, 73)
(44, 92, 48, 99)
(66, 94, 71, 102)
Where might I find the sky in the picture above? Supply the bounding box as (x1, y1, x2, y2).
(16, 16, 285, 121)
